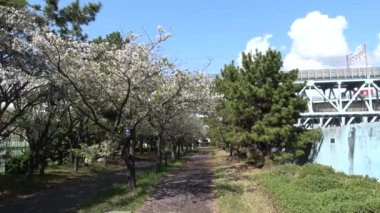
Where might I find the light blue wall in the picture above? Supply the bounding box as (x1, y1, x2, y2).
(310, 122, 380, 180)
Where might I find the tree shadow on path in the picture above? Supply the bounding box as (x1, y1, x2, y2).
(138, 148, 216, 213)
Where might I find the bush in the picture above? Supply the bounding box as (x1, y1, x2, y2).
(362, 198, 380, 212)
(297, 175, 343, 193)
(255, 163, 380, 212)
(298, 163, 336, 178)
(5, 152, 29, 175)
(272, 163, 299, 177)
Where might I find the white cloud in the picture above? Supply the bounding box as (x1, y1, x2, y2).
(237, 34, 272, 64)
(283, 11, 349, 70)
(245, 34, 272, 53)
(284, 54, 325, 70)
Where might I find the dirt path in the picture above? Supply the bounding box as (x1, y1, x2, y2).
(138, 148, 216, 213)
(0, 161, 154, 213)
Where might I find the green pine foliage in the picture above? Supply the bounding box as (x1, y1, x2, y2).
(43, 0, 102, 40)
(0, 0, 101, 41)
(0, 0, 27, 8)
(211, 49, 321, 163)
(93, 31, 125, 49)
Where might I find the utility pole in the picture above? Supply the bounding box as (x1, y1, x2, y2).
(346, 44, 368, 69)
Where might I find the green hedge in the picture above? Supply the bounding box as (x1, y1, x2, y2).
(255, 163, 380, 213)
(5, 152, 29, 175)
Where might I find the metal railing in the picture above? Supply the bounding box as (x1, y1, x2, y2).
(297, 67, 380, 81)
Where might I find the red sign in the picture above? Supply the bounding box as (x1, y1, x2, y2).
(360, 88, 375, 96)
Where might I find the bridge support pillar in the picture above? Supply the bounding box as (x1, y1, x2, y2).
(341, 117, 346, 126)
(319, 118, 323, 127)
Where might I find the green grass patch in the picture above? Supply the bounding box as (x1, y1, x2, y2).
(255, 163, 380, 213)
(78, 154, 192, 213)
(214, 149, 277, 213)
(0, 163, 121, 195)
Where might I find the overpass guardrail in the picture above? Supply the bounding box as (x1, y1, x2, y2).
(297, 67, 380, 81)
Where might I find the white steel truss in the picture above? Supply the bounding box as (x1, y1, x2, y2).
(296, 68, 380, 128)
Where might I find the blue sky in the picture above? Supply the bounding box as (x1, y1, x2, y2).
(29, 0, 380, 73)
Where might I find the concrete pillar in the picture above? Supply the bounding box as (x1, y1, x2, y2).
(338, 81, 342, 112)
(341, 117, 346, 126)
(319, 118, 324, 127)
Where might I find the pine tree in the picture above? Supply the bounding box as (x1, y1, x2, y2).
(0, 0, 101, 41)
(43, 0, 102, 40)
(212, 49, 321, 164)
(93, 31, 125, 49)
(0, 0, 27, 9)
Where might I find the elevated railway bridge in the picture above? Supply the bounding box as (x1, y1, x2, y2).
(207, 66, 380, 179)
(206, 67, 380, 129)
(296, 67, 380, 128)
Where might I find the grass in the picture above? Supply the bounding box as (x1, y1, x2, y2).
(254, 163, 380, 213)
(0, 163, 121, 196)
(213, 149, 277, 213)
(78, 152, 195, 213)
(214, 148, 380, 212)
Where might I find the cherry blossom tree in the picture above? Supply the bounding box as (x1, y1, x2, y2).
(1, 5, 212, 187)
(0, 6, 49, 139)
(29, 26, 182, 188)
(148, 71, 211, 171)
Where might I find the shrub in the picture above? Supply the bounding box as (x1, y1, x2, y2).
(5, 152, 29, 175)
(298, 163, 336, 178)
(362, 198, 380, 212)
(245, 147, 264, 167)
(272, 163, 299, 177)
(255, 163, 380, 212)
(297, 175, 343, 193)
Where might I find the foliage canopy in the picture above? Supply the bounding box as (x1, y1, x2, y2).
(210, 49, 321, 163)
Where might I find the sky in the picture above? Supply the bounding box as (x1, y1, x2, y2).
(29, 0, 380, 74)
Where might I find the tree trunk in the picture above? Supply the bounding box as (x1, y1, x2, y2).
(139, 136, 144, 155)
(155, 135, 162, 172)
(165, 152, 168, 167)
(148, 137, 151, 152)
(39, 155, 47, 176)
(129, 146, 134, 157)
(27, 152, 35, 177)
(39, 161, 46, 175)
(171, 144, 176, 161)
(177, 141, 181, 160)
(125, 153, 136, 190)
(151, 137, 157, 152)
(57, 139, 64, 165)
(255, 148, 265, 168)
(229, 144, 233, 157)
(123, 137, 136, 190)
(58, 150, 63, 165)
(74, 155, 79, 172)
(69, 151, 74, 165)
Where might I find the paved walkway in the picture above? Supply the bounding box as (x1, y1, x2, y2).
(138, 148, 216, 213)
